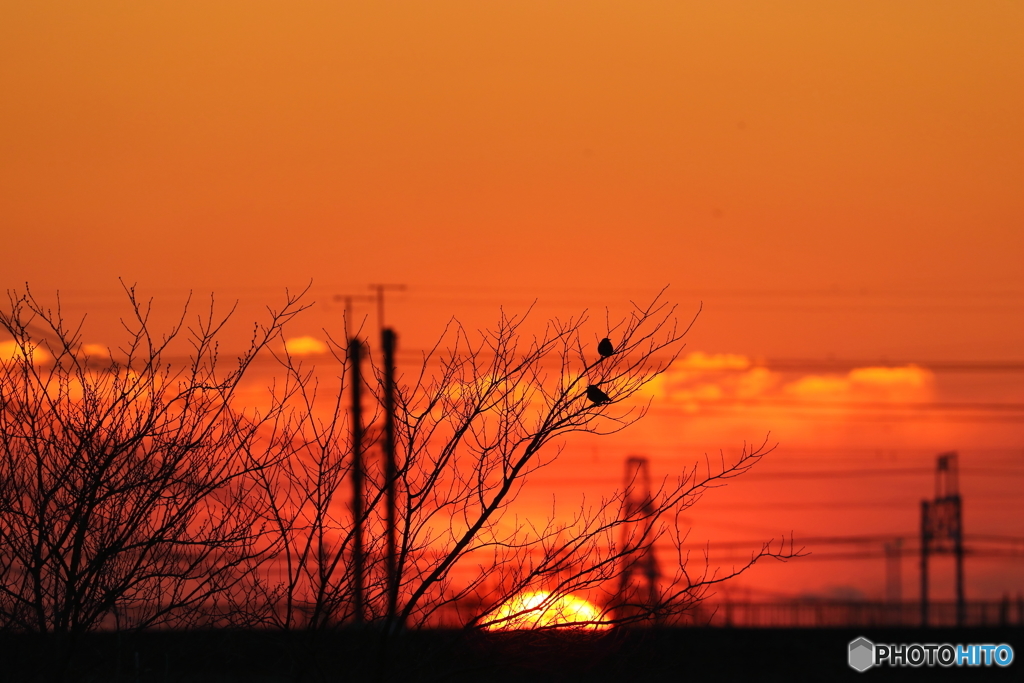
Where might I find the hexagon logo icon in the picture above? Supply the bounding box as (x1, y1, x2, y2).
(848, 637, 875, 672)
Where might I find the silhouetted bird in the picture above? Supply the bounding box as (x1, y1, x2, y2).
(586, 385, 611, 405)
(597, 338, 615, 358)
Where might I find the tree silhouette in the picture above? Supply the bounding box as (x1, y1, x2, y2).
(0, 286, 798, 681)
(0, 284, 308, 680)
(239, 293, 797, 646)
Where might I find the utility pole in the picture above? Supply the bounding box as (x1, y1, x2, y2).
(340, 285, 404, 627)
(340, 284, 405, 626)
(618, 456, 660, 621)
(333, 294, 375, 339)
(382, 327, 399, 625)
(920, 452, 965, 627)
(349, 337, 366, 625)
(364, 284, 405, 624)
(368, 284, 406, 332)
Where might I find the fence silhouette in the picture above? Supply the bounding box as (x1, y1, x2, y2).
(686, 598, 1024, 628)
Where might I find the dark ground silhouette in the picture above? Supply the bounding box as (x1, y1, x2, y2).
(3, 627, 1021, 682)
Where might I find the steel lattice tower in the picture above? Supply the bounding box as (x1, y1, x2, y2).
(920, 452, 965, 627)
(618, 456, 660, 618)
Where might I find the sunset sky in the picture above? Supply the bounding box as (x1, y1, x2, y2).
(2, 2, 1022, 606)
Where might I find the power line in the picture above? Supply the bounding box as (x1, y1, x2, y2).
(528, 468, 1024, 485)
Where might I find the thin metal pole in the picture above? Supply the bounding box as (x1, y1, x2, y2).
(954, 494, 966, 627)
(349, 337, 365, 624)
(368, 283, 407, 333)
(377, 290, 385, 332)
(383, 328, 398, 623)
(920, 500, 929, 627)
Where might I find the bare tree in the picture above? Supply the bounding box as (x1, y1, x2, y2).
(0, 286, 798, 681)
(385, 295, 796, 633)
(239, 348, 360, 633)
(0, 284, 307, 680)
(241, 292, 798, 648)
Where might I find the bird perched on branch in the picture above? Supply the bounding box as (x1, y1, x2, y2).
(597, 338, 615, 358)
(586, 385, 611, 405)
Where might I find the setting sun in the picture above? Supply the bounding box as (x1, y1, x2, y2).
(486, 591, 610, 631)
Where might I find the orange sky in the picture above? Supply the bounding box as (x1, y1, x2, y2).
(3, 2, 1022, 297)
(2, 2, 1022, 606)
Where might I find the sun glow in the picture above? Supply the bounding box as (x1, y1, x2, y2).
(486, 591, 610, 631)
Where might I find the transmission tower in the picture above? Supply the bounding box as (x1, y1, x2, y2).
(349, 337, 366, 624)
(920, 452, 965, 627)
(618, 456, 660, 619)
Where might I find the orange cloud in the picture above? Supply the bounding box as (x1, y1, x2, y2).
(640, 352, 778, 408)
(81, 343, 110, 358)
(0, 339, 51, 365)
(283, 336, 329, 356)
(783, 365, 934, 402)
(640, 355, 935, 411)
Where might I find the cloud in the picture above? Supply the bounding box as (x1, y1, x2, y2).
(283, 336, 329, 356)
(639, 353, 934, 410)
(639, 352, 779, 407)
(848, 365, 932, 390)
(81, 343, 110, 358)
(783, 365, 934, 402)
(782, 375, 849, 399)
(0, 339, 51, 365)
